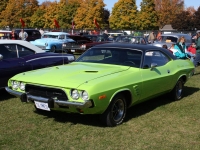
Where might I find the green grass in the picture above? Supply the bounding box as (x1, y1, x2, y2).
(0, 67, 200, 150)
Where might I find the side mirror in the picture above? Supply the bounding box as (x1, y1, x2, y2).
(150, 63, 157, 70)
(0, 54, 3, 60)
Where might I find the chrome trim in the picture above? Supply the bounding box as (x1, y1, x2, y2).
(27, 94, 92, 108)
(5, 87, 23, 98)
(25, 56, 75, 62)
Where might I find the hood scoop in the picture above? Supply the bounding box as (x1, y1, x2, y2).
(84, 71, 98, 73)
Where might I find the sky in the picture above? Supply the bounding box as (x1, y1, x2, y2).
(38, 0, 200, 11)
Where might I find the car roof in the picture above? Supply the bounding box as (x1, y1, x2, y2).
(0, 30, 11, 33)
(92, 43, 176, 59)
(0, 40, 44, 53)
(161, 33, 191, 37)
(43, 32, 69, 35)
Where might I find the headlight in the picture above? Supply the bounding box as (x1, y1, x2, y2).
(12, 81, 20, 90)
(70, 89, 79, 100)
(81, 44, 86, 49)
(81, 91, 89, 101)
(62, 44, 66, 47)
(19, 82, 25, 91)
(45, 43, 48, 46)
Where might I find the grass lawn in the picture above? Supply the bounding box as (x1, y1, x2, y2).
(0, 65, 200, 149)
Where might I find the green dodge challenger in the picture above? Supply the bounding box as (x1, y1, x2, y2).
(6, 43, 195, 127)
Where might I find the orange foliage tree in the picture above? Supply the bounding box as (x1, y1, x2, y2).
(0, 0, 39, 28)
(154, 0, 184, 28)
(74, 0, 105, 30)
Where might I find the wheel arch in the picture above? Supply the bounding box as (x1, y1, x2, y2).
(179, 75, 187, 84)
(110, 89, 133, 109)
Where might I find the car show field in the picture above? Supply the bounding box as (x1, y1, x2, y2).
(1, 66, 200, 149)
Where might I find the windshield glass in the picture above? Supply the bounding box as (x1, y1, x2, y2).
(76, 47, 142, 68)
(42, 34, 59, 39)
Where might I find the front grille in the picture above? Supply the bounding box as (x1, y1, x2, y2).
(25, 84, 68, 101)
(64, 42, 80, 49)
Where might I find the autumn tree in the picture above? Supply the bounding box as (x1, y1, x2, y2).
(0, 0, 9, 13)
(171, 10, 193, 30)
(74, 0, 105, 30)
(154, 0, 184, 28)
(109, 0, 138, 30)
(137, 0, 158, 30)
(193, 6, 200, 30)
(43, 1, 59, 29)
(29, 4, 46, 28)
(57, 0, 80, 29)
(0, 0, 39, 28)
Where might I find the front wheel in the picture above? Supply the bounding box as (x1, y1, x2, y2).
(100, 94, 127, 127)
(171, 78, 184, 100)
(51, 46, 56, 53)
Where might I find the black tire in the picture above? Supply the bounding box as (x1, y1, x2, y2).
(100, 94, 127, 127)
(171, 78, 184, 100)
(51, 46, 56, 53)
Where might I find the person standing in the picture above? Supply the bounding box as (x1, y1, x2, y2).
(102, 30, 108, 41)
(148, 31, 155, 43)
(9, 29, 17, 40)
(39, 28, 44, 36)
(19, 29, 28, 41)
(194, 32, 200, 67)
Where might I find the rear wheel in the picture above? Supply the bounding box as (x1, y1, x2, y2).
(171, 78, 184, 100)
(51, 46, 56, 53)
(100, 94, 127, 127)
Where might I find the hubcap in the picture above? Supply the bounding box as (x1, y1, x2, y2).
(176, 81, 183, 98)
(111, 99, 125, 122)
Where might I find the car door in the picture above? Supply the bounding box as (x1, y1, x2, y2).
(140, 50, 172, 100)
(0, 44, 29, 88)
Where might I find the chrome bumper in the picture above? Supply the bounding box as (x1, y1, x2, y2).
(5, 87, 23, 98)
(5, 87, 93, 109)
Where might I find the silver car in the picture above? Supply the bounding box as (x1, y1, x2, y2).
(151, 33, 192, 48)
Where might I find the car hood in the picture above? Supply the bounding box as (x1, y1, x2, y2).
(13, 62, 130, 88)
(30, 38, 75, 45)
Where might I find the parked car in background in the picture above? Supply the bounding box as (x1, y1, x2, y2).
(115, 36, 147, 44)
(6, 43, 194, 127)
(152, 33, 192, 48)
(14, 29, 41, 41)
(0, 30, 11, 39)
(0, 40, 75, 89)
(62, 35, 93, 54)
(30, 32, 75, 52)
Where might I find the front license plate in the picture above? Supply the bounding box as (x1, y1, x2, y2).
(34, 101, 50, 111)
(71, 49, 75, 52)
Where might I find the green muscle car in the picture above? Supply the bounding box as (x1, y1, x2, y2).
(6, 43, 195, 127)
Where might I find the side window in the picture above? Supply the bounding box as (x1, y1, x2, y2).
(143, 51, 170, 68)
(0, 44, 17, 59)
(166, 36, 177, 43)
(17, 45, 35, 57)
(59, 35, 65, 39)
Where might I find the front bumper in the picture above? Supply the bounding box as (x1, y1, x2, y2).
(5, 87, 93, 109)
(62, 47, 86, 53)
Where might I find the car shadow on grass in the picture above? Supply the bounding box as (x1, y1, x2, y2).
(0, 89, 15, 101)
(34, 86, 199, 127)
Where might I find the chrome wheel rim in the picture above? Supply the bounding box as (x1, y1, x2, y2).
(111, 99, 125, 122)
(176, 81, 183, 98)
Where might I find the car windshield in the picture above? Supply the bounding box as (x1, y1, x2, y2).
(42, 34, 59, 39)
(115, 36, 132, 43)
(76, 47, 142, 68)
